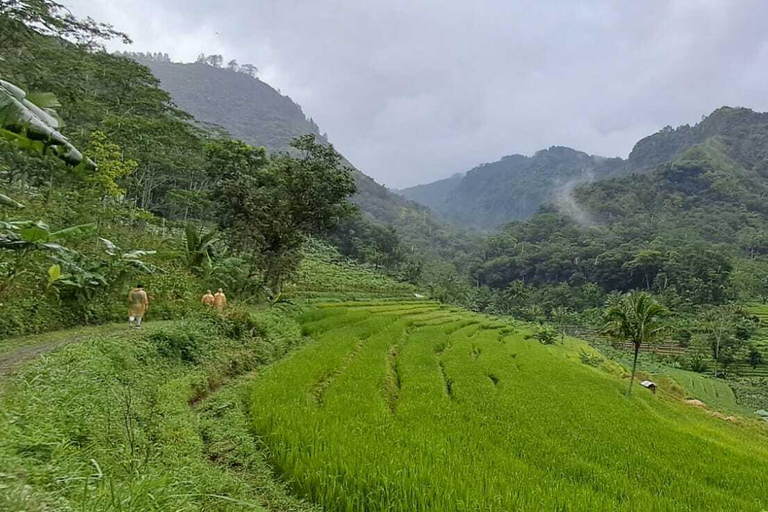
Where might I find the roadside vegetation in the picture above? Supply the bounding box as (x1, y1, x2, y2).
(0, 307, 322, 511)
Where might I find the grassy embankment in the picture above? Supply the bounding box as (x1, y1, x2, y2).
(0, 246, 414, 511)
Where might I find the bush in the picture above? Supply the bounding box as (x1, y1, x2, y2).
(579, 349, 604, 367)
(148, 323, 214, 364)
(529, 324, 558, 345)
(214, 308, 269, 341)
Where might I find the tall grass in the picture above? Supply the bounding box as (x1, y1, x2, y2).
(0, 309, 319, 511)
(250, 302, 768, 511)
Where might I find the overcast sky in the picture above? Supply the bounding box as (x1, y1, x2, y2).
(65, 0, 768, 188)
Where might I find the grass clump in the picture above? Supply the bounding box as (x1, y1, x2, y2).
(0, 308, 317, 511)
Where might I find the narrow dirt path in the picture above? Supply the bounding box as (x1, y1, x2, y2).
(0, 321, 170, 377)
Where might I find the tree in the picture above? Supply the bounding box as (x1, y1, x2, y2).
(702, 305, 737, 376)
(502, 279, 529, 313)
(226, 59, 239, 72)
(747, 346, 764, 369)
(0, 0, 130, 49)
(603, 292, 668, 396)
(239, 63, 258, 77)
(550, 306, 572, 340)
(80, 131, 137, 199)
(209, 135, 356, 292)
(205, 54, 223, 68)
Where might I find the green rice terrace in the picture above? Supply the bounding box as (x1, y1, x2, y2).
(250, 301, 768, 512)
(2, 285, 768, 510)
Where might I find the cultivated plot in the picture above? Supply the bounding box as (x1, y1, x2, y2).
(251, 302, 768, 512)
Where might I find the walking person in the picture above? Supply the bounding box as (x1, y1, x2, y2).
(128, 284, 149, 328)
(201, 289, 215, 306)
(214, 288, 227, 312)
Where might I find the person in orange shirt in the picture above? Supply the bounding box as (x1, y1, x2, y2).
(201, 289, 215, 306)
(213, 288, 227, 312)
(128, 284, 149, 328)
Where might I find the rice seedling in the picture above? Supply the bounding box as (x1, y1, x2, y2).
(250, 301, 768, 512)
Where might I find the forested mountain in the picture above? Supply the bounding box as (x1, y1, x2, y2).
(400, 107, 768, 231)
(395, 172, 464, 211)
(399, 147, 626, 230)
(131, 55, 471, 261)
(134, 56, 324, 152)
(458, 106, 768, 312)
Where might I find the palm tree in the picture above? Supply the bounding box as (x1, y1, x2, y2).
(603, 291, 668, 396)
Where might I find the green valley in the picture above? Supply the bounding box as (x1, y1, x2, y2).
(2, 1, 768, 511)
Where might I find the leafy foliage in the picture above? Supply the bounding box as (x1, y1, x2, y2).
(209, 134, 356, 290)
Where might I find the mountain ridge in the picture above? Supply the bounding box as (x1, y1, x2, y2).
(399, 106, 764, 230)
(132, 55, 474, 258)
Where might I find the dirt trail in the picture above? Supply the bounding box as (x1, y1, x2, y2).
(0, 322, 169, 377)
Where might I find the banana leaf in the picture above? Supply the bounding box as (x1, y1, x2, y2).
(19, 221, 51, 242)
(0, 193, 24, 208)
(99, 237, 118, 256)
(122, 249, 157, 259)
(0, 79, 94, 168)
(46, 223, 96, 242)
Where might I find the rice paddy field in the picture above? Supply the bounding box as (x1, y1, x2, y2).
(250, 301, 768, 512)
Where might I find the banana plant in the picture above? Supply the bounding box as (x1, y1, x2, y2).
(0, 79, 92, 167)
(0, 78, 95, 210)
(0, 220, 96, 252)
(47, 239, 158, 318)
(0, 221, 96, 298)
(0, 79, 100, 298)
(99, 237, 159, 287)
(184, 224, 217, 275)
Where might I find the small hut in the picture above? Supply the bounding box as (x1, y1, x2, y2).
(640, 380, 657, 394)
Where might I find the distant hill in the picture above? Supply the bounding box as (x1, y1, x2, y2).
(399, 107, 768, 230)
(400, 147, 625, 230)
(131, 55, 472, 258)
(473, 106, 768, 304)
(137, 58, 324, 152)
(395, 173, 464, 212)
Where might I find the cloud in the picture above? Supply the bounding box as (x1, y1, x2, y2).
(64, 0, 768, 188)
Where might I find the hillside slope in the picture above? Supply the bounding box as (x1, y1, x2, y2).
(138, 58, 324, 152)
(134, 57, 470, 257)
(400, 107, 768, 230)
(472, 108, 768, 306)
(395, 172, 464, 212)
(400, 146, 625, 230)
(250, 301, 768, 511)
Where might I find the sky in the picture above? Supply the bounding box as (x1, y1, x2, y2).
(65, 0, 768, 188)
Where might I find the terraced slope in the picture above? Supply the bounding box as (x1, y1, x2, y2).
(741, 304, 768, 377)
(250, 302, 768, 512)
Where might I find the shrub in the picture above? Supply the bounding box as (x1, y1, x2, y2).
(215, 308, 269, 340)
(579, 348, 604, 367)
(527, 324, 558, 345)
(148, 323, 213, 364)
